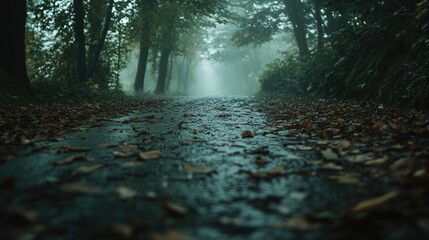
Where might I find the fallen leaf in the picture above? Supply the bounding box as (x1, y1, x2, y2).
(184, 164, 215, 174)
(21, 135, 31, 146)
(338, 140, 351, 149)
(162, 201, 187, 217)
(117, 186, 138, 200)
(350, 191, 401, 212)
(113, 151, 135, 158)
(146, 191, 158, 200)
(290, 192, 308, 200)
(241, 166, 286, 179)
(347, 153, 374, 163)
(138, 150, 161, 160)
(58, 146, 91, 152)
(122, 161, 144, 167)
(132, 127, 150, 136)
(365, 156, 389, 166)
(108, 223, 134, 238)
(277, 216, 322, 230)
(321, 148, 339, 160)
(330, 173, 361, 185)
(241, 130, 254, 138)
(319, 163, 343, 171)
(286, 145, 312, 151)
(277, 205, 292, 214)
(73, 164, 104, 175)
(55, 153, 86, 165)
(255, 156, 268, 166)
(61, 183, 101, 194)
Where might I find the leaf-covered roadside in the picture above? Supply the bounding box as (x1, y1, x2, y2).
(0, 98, 152, 161)
(261, 97, 429, 235)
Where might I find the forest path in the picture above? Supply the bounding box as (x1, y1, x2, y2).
(1, 96, 428, 239)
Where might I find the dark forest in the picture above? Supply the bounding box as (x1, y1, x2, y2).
(1, 0, 429, 239)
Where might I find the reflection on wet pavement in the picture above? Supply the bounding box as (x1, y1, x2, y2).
(0, 97, 406, 239)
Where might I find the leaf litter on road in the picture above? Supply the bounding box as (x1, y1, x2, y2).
(54, 153, 86, 165)
(183, 164, 215, 175)
(117, 186, 138, 200)
(138, 150, 161, 160)
(72, 164, 104, 175)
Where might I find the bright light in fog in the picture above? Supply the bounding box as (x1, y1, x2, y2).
(190, 60, 221, 96)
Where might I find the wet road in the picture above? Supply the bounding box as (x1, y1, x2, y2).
(0, 97, 424, 239)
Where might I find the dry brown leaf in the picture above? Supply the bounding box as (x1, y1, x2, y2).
(241, 130, 254, 138)
(162, 201, 187, 217)
(184, 164, 215, 174)
(55, 153, 86, 165)
(113, 151, 135, 158)
(117, 186, 138, 200)
(58, 146, 91, 152)
(330, 173, 361, 185)
(138, 150, 161, 160)
(21, 135, 31, 146)
(61, 183, 101, 194)
(255, 156, 268, 166)
(277, 216, 322, 230)
(350, 191, 401, 212)
(73, 164, 104, 175)
(365, 156, 389, 166)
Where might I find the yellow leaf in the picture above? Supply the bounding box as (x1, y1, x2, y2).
(351, 191, 401, 212)
(73, 164, 103, 175)
(55, 153, 86, 165)
(117, 186, 138, 200)
(138, 150, 161, 160)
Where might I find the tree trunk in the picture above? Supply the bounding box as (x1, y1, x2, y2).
(87, 0, 114, 80)
(313, 0, 324, 50)
(283, 0, 309, 57)
(155, 50, 171, 95)
(0, 0, 32, 95)
(73, 0, 87, 82)
(325, 10, 338, 35)
(182, 58, 192, 93)
(134, 45, 149, 92)
(165, 53, 174, 92)
(133, 0, 155, 93)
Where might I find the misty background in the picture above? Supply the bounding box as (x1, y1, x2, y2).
(120, 23, 289, 96)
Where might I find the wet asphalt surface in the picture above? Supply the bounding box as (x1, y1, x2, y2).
(0, 97, 425, 239)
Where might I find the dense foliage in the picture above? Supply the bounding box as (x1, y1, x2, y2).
(252, 0, 429, 107)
